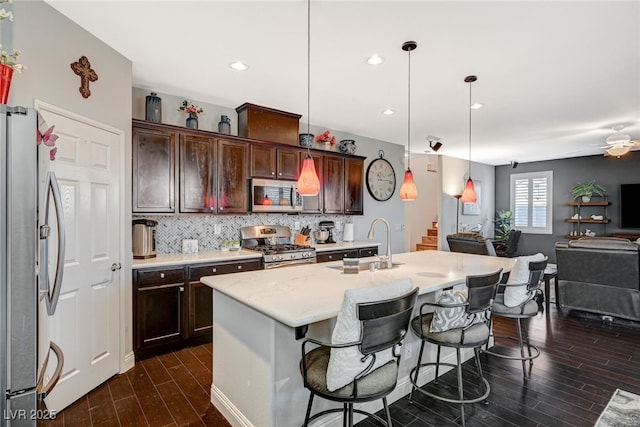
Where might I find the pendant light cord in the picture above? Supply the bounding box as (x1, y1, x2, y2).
(306, 0, 311, 156)
(407, 47, 411, 170)
(468, 79, 472, 178)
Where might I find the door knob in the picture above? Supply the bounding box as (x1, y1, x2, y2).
(110, 262, 122, 272)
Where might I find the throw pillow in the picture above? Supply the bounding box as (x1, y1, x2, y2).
(326, 279, 413, 392)
(429, 289, 472, 333)
(503, 253, 545, 307)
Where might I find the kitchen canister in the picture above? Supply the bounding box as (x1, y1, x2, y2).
(145, 92, 162, 123)
(218, 115, 231, 134)
(343, 223, 354, 242)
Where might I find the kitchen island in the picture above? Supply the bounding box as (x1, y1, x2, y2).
(201, 250, 515, 427)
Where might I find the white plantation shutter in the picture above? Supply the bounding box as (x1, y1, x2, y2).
(510, 171, 553, 234)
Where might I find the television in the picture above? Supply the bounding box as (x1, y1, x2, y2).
(620, 183, 640, 229)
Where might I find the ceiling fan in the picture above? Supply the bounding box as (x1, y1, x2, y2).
(601, 125, 640, 157)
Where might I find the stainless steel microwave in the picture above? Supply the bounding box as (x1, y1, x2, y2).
(251, 178, 303, 213)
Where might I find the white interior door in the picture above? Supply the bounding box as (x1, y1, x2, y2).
(37, 105, 122, 412)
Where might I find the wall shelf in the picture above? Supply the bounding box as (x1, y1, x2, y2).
(564, 197, 610, 238)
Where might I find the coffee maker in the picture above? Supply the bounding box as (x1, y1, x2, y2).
(318, 221, 336, 244)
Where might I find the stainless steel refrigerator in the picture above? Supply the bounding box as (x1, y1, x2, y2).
(1, 106, 64, 426)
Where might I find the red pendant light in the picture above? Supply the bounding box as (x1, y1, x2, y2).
(297, 0, 320, 196)
(298, 154, 320, 195)
(399, 169, 418, 200)
(460, 75, 478, 204)
(400, 41, 418, 201)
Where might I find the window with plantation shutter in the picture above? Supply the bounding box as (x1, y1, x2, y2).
(510, 171, 553, 234)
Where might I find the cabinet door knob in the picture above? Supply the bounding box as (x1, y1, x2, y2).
(271, 172, 275, 176)
(179, 287, 184, 292)
(212, 268, 217, 273)
(219, 207, 224, 211)
(278, 172, 282, 176)
(328, 255, 333, 259)
(160, 273, 165, 279)
(237, 265, 242, 270)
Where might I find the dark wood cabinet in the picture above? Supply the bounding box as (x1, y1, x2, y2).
(217, 139, 249, 214)
(301, 152, 323, 213)
(132, 119, 364, 216)
(179, 134, 216, 213)
(134, 258, 261, 359)
(134, 267, 186, 355)
(344, 158, 364, 215)
(277, 147, 300, 180)
(316, 246, 378, 263)
(132, 126, 177, 213)
(323, 155, 345, 214)
(250, 144, 300, 180)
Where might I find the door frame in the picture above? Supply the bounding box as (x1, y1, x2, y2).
(34, 100, 132, 374)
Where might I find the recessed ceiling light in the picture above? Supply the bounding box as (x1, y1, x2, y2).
(367, 55, 384, 65)
(230, 61, 249, 71)
(382, 109, 395, 115)
(471, 102, 484, 110)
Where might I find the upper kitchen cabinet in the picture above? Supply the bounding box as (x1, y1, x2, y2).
(132, 123, 177, 213)
(344, 158, 364, 215)
(217, 138, 249, 214)
(323, 154, 345, 214)
(250, 144, 300, 180)
(179, 134, 216, 213)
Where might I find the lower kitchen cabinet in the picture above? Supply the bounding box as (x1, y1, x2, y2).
(133, 258, 261, 359)
(316, 246, 378, 263)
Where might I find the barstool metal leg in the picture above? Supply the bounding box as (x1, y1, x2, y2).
(383, 397, 392, 426)
(456, 348, 465, 427)
(348, 403, 353, 427)
(434, 345, 442, 385)
(303, 393, 314, 427)
(516, 318, 527, 379)
(409, 340, 426, 402)
(522, 321, 534, 366)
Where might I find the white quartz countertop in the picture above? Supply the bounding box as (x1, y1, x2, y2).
(201, 250, 515, 328)
(132, 250, 262, 269)
(311, 241, 380, 252)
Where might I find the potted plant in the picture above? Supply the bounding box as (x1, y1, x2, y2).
(493, 209, 512, 240)
(570, 181, 605, 203)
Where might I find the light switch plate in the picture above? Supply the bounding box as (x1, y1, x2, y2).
(182, 239, 198, 254)
(214, 224, 222, 235)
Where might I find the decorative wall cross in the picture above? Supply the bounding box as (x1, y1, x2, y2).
(70, 56, 98, 99)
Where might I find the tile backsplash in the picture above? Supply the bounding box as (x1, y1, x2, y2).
(133, 213, 352, 254)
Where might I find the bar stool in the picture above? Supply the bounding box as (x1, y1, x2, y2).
(408, 269, 502, 426)
(300, 281, 418, 427)
(484, 256, 548, 379)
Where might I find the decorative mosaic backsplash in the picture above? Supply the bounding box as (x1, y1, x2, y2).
(133, 213, 351, 254)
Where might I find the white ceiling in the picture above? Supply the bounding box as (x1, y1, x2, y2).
(44, 0, 640, 166)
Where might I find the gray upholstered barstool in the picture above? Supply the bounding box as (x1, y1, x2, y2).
(484, 256, 548, 379)
(408, 269, 502, 426)
(300, 282, 418, 426)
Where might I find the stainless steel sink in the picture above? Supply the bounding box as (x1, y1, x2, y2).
(325, 261, 404, 271)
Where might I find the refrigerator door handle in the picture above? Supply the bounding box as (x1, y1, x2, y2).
(36, 341, 64, 401)
(39, 171, 66, 315)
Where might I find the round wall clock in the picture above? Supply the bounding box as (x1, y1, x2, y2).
(366, 150, 396, 201)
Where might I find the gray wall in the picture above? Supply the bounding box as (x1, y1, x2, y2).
(495, 151, 640, 262)
(13, 0, 134, 365)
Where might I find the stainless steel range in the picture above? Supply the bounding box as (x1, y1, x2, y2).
(240, 225, 316, 269)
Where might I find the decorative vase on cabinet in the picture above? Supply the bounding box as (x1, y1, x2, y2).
(186, 113, 198, 129)
(145, 92, 162, 123)
(218, 115, 231, 135)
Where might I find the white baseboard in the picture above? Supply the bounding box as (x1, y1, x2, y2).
(211, 384, 255, 427)
(120, 351, 135, 374)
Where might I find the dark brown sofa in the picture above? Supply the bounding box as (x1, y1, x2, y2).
(446, 232, 496, 256)
(555, 237, 640, 321)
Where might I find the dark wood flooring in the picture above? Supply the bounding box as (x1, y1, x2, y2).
(41, 306, 640, 426)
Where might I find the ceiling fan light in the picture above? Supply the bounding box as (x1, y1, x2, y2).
(460, 178, 477, 203)
(399, 169, 418, 201)
(605, 145, 631, 157)
(606, 133, 631, 145)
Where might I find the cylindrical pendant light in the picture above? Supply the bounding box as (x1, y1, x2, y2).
(399, 41, 418, 201)
(460, 75, 478, 204)
(297, 0, 320, 196)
